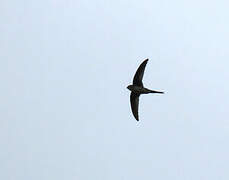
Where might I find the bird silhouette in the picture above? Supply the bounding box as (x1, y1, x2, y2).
(127, 59, 164, 121)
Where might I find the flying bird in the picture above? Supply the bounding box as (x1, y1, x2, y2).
(127, 59, 164, 121)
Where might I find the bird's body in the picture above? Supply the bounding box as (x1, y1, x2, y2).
(127, 85, 163, 94)
(127, 59, 164, 121)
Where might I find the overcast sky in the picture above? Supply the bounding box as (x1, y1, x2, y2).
(1, 0, 229, 179)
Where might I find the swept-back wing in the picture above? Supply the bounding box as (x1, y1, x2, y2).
(130, 92, 140, 121)
(133, 59, 148, 87)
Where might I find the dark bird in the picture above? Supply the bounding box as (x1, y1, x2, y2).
(127, 59, 164, 121)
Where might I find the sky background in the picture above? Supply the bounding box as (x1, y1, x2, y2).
(1, 0, 229, 179)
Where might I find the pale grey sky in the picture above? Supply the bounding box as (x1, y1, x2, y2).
(1, 0, 229, 179)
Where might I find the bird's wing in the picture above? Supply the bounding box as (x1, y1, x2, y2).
(133, 59, 148, 87)
(130, 92, 140, 121)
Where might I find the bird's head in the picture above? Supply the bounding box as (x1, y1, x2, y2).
(127, 85, 133, 91)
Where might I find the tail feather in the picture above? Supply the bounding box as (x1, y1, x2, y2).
(150, 90, 164, 94)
